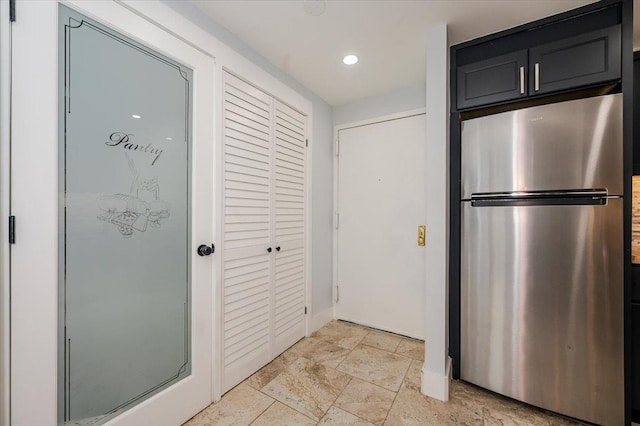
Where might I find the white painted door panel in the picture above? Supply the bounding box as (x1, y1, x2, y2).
(337, 114, 426, 339)
(10, 1, 215, 425)
(222, 73, 273, 392)
(220, 74, 307, 393)
(273, 101, 306, 356)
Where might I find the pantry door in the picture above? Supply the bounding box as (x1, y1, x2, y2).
(10, 2, 215, 425)
(336, 112, 426, 339)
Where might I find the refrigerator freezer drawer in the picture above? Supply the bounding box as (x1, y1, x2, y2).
(461, 94, 622, 199)
(461, 199, 623, 425)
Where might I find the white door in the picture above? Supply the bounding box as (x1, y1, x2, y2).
(221, 73, 274, 392)
(10, 2, 215, 425)
(272, 100, 307, 356)
(220, 73, 307, 393)
(336, 113, 426, 339)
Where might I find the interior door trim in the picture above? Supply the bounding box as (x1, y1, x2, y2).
(0, 1, 12, 424)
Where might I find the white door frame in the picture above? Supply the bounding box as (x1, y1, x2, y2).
(0, 1, 12, 424)
(332, 108, 427, 320)
(8, 1, 216, 424)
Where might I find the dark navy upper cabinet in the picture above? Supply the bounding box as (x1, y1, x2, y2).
(529, 26, 621, 96)
(455, 23, 621, 110)
(457, 50, 528, 109)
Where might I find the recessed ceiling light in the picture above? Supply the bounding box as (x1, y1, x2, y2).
(303, 0, 326, 16)
(165, 137, 173, 141)
(132, 114, 141, 119)
(343, 55, 358, 65)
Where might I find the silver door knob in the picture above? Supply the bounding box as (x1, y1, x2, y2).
(197, 244, 214, 256)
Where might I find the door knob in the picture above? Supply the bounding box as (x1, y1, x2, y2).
(267, 247, 272, 253)
(276, 246, 281, 252)
(197, 244, 214, 256)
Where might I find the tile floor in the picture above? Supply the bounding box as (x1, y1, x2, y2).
(184, 320, 587, 426)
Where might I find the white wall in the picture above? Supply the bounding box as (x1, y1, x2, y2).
(421, 23, 450, 402)
(161, 1, 335, 316)
(331, 36, 451, 402)
(333, 82, 426, 126)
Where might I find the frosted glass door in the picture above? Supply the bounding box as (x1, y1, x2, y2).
(59, 6, 192, 425)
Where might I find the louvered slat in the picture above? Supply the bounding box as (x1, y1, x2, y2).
(221, 73, 307, 394)
(222, 73, 272, 391)
(273, 100, 306, 356)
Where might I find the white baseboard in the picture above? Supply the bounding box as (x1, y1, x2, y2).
(311, 307, 334, 333)
(420, 357, 451, 401)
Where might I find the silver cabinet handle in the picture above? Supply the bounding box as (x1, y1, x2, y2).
(534, 63, 540, 91)
(519, 66, 525, 94)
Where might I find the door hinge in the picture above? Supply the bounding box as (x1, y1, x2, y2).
(335, 138, 340, 156)
(9, 0, 15, 22)
(306, 139, 308, 147)
(304, 306, 307, 315)
(9, 216, 15, 244)
(335, 212, 339, 229)
(336, 285, 340, 303)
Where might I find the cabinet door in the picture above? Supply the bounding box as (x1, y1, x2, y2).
(456, 50, 527, 109)
(529, 25, 621, 95)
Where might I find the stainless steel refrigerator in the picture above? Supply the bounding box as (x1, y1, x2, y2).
(460, 93, 624, 425)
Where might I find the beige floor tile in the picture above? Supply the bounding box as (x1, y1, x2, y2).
(395, 338, 425, 361)
(261, 357, 351, 421)
(186, 322, 593, 426)
(183, 414, 207, 426)
(546, 416, 584, 425)
(483, 405, 552, 426)
(334, 377, 396, 425)
(361, 330, 402, 352)
(451, 380, 548, 424)
(450, 381, 582, 426)
(337, 345, 411, 392)
(449, 381, 500, 413)
(291, 336, 351, 368)
(402, 359, 422, 388)
(318, 406, 376, 425)
(312, 320, 368, 350)
(182, 384, 273, 426)
(244, 350, 300, 390)
(250, 401, 316, 426)
(384, 380, 482, 426)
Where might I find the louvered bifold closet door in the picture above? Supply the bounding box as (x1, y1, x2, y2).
(272, 100, 307, 355)
(222, 73, 273, 392)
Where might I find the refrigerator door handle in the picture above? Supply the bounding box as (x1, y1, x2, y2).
(470, 189, 608, 201)
(471, 196, 607, 208)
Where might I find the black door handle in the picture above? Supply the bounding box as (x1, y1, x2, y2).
(275, 246, 281, 252)
(197, 244, 214, 256)
(267, 247, 272, 253)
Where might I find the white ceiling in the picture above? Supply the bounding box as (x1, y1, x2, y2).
(190, 0, 633, 106)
